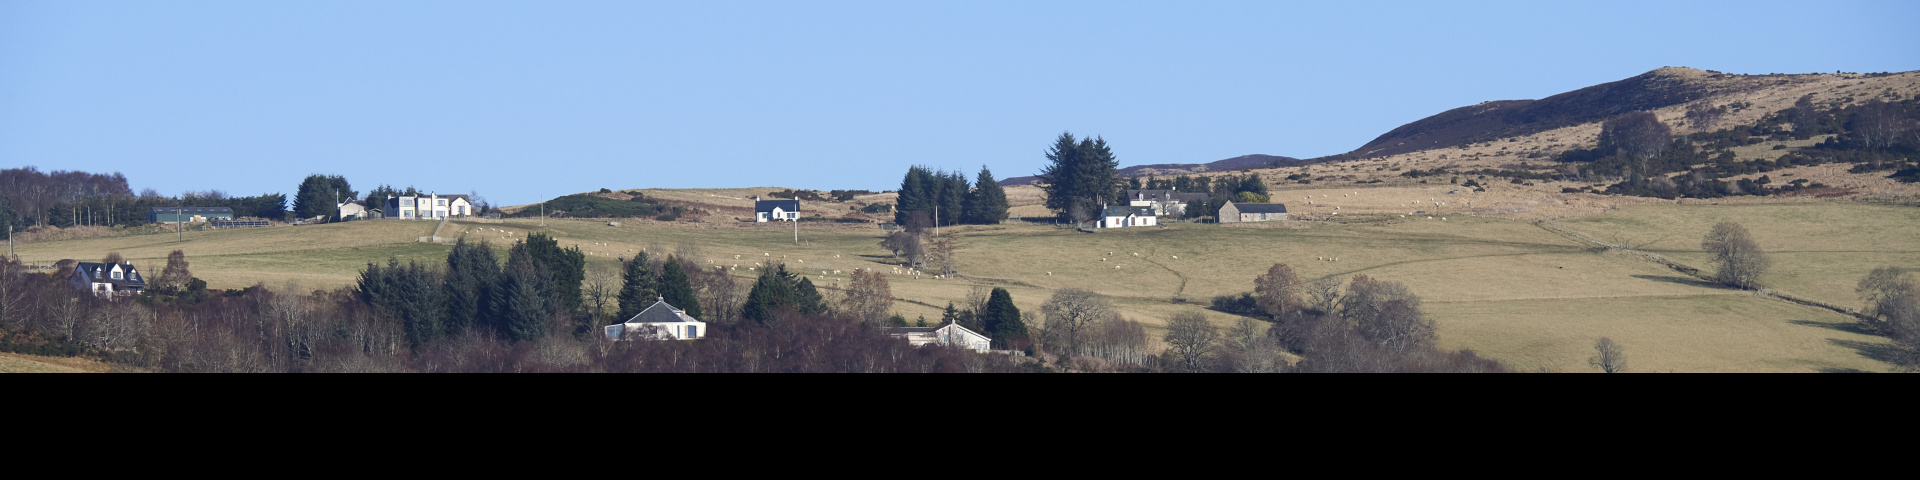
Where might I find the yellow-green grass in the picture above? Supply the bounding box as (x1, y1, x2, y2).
(1431, 295, 1895, 373)
(1553, 202, 1920, 309)
(13, 199, 1912, 371)
(0, 352, 120, 373)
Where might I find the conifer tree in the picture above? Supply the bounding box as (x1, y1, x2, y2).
(794, 277, 827, 316)
(1039, 132, 1122, 221)
(982, 287, 1026, 349)
(616, 251, 658, 322)
(963, 166, 1009, 225)
(443, 238, 500, 335)
(500, 244, 550, 342)
(659, 256, 702, 320)
(743, 263, 797, 323)
(523, 232, 585, 313)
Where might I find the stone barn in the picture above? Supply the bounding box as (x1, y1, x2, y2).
(1218, 201, 1287, 223)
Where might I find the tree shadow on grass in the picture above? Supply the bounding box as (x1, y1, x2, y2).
(1827, 338, 1905, 366)
(1630, 274, 1728, 289)
(1790, 319, 1875, 336)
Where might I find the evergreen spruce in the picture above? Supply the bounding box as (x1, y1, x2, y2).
(742, 263, 797, 323)
(500, 244, 550, 341)
(523, 232, 586, 313)
(615, 252, 658, 322)
(443, 238, 500, 335)
(794, 277, 827, 315)
(963, 166, 1009, 225)
(982, 287, 1026, 349)
(292, 174, 355, 220)
(658, 256, 702, 320)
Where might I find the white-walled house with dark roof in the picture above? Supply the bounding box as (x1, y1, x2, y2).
(754, 197, 799, 222)
(604, 298, 707, 340)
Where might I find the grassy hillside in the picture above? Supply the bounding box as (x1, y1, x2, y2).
(13, 192, 1912, 372)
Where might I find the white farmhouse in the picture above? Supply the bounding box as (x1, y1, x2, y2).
(889, 323, 991, 352)
(1126, 189, 1210, 217)
(387, 193, 473, 220)
(604, 298, 707, 340)
(1099, 206, 1157, 228)
(754, 197, 799, 222)
(70, 261, 147, 298)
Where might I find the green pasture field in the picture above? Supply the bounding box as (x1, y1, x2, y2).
(14, 196, 1913, 372)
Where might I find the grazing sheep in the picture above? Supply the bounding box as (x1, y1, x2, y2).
(1171, 256, 1177, 259)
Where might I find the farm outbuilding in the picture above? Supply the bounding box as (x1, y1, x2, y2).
(1218, 201, 1288, 223)
(150, 207, 235, 223)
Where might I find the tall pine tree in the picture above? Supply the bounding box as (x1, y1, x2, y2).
(658, 256, 702, 320)
(963, 166, 1008, 225)
(982, 287, 1027, 349)
(615, 251, 658, 322)
(524, 232, 586, 314)
(742, 263, 797, 324)
(443, 238, 500, 335)
(1039, 132, 1121, 222)
(500, 243, 550, 342)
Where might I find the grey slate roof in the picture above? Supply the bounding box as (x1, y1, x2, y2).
(623, 299, 696, 324)
(1103, 206, 1153, 217)
(149, 207, 233, 215)
(73, 262, 148, 289)
(755, 199, 800, 213)
(1233, 203, 1289, 214)
(1128, 190, 1210, 203)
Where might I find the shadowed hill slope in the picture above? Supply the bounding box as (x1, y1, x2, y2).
(1349, 67, 1815, 158)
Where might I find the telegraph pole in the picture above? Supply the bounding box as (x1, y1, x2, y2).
(177, 203, 183, 242)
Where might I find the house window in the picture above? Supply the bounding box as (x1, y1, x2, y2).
(438, 199, 446, 206)
(686, 325, 698, 338)
(112, 270, 122, 279)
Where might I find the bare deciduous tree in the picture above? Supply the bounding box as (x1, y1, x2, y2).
(1851, 99, 1906, 151)
(1163, 312, 1218, 372)
(1305, 276, 1343, 314)
(840, 268, 893, 325)
(1702, 222, 1769, 290)
(1599, 111, 1672, 174)
(156, 249, 192, 291)
(582, 262, 620, 325)
(1857, 266, 1919, 339)
(1685, 100, 1721, 131)
(1040, 288, 1114, 356)
(1589, 337, 1626, 373)
(1225, 317, 1284, 373)
(1790, 94, 1819, 132)
(926, 236, 956, 277)
(1254, 263, 1302, 319)
(1340, 274, 1434, 355)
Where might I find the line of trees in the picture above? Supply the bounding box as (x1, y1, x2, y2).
(893, 165, 1008, 227)
(1201, 264, 1507, 372)
(1, 249, 1016, 372)
(1038, 132, 1122, 223)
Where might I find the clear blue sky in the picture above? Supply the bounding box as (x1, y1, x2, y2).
(5, 1, 1917, 206)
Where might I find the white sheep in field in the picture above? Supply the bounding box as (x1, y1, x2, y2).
(1046, 272, 1052, 276)
(1170, 256, 1177, 259)
(1114, 265, 1121, 269)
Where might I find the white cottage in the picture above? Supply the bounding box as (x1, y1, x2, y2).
(1099, 206, 1157, 228)
(754, 197, 799, 222)
(889, 323, 992, 352)
(604, 298, 707, 340)
(70, 261, 147, 297)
